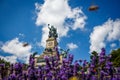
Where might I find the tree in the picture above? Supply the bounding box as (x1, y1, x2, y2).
(0, 58, 10, 68)
(110, 48, 120, 67)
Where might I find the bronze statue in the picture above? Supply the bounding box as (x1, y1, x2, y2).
(60, 49, 70, 58)
(48, 24, 58, 39)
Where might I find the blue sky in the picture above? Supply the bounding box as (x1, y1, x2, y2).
(0, 0, 120, 63)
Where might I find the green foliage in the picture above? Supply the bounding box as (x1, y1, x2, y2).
(110, 48, 120, 67)
(91, 51, 99, 67)
(32, 52, 38, 58)
(0, 58, 10, 67)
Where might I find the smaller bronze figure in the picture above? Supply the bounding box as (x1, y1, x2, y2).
(60, 49, 70, 58)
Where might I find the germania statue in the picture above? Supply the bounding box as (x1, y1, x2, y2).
(48, 24, 58, 39)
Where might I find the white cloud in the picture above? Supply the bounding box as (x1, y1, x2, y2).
(90, 19, 120, 53)
(67, 43, 78, 50)
(35, 0, 87, 47)
(110, 43, 116, 48)
(1, 38, 32, 63)
(107, 19, 120, 41)
(0, 56, 17, 63)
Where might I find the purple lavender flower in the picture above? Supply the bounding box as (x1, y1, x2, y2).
(91, 75, 97, 80)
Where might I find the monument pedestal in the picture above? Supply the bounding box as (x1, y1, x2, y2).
(35, 37, 58, 66)
(34, 26, 63, 67)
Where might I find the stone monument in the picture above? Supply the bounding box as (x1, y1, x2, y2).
(35, 25, 62, 67)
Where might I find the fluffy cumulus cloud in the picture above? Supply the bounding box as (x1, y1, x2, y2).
(67, 43, 78, 50)
(90, 19, 120, 53)
(1, 38, 32, 63)
(35, 0, 87, 47)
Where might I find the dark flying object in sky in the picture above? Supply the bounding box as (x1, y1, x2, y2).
(23, 43, 29, 47)
(88, 5, 99, 11)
